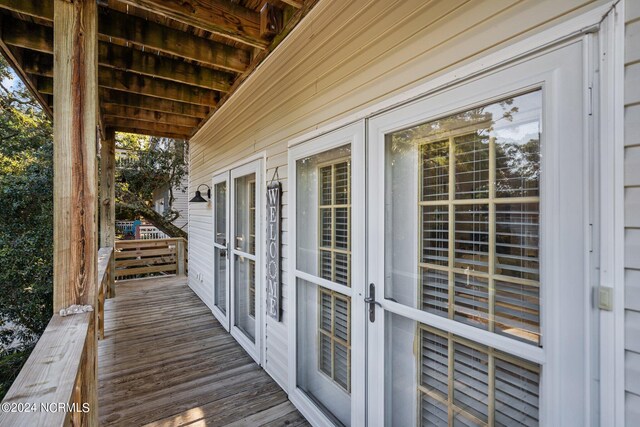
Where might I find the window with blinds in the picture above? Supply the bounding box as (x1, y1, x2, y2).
(419, 326, 540, 427)
(318, 160, 351, 286)
(318, 288, 351, 393)
(419, 91, 541, 346)
(416, 91, 542, 426)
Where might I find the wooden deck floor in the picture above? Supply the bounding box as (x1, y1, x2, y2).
(98, 275, 308, 427)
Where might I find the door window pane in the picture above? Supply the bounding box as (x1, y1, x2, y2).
(233, 173, 257, 342)
(296, 145, 351, 286)
(297, 278, 351, 426)
(234, 173, 256, 255)
(234, 255, 255, 341)
(385, 312, 540, 427)
(385, 90, 542, 346)
(214, 247, 226, 313)
(214, 182, 227, 245)
(214, 181, 227, 313)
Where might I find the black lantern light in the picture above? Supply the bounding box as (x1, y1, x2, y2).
(189, 184, 211, 203)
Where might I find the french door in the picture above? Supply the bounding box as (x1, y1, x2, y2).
(212, 160, 263, 363)
(366, 40, 595, 426)
(289, 123, 366, 427)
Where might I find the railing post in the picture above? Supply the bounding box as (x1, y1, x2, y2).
(177, 238, 186, 276)
(53, 0, 99, 424)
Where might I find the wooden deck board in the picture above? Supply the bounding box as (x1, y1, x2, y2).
(98, 275, 308, 427)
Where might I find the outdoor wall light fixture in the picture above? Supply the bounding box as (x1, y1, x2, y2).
(189, 184, 211, 203)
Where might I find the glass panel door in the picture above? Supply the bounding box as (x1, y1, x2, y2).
(230, 160, 262, 363)
(212, 173, 230, 330)
(367, 41, 591, 426)
(290, 122, 365, 427)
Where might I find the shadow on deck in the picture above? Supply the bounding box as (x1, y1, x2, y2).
(98, 276, 308, 427)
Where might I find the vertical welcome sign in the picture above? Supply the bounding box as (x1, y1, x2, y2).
(266, 181, 281, 321)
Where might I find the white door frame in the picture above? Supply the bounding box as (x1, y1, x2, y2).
(210, 159, 265, 364)
(287, 122, 366, 427)
(211, 172, 230, 331)
(229, 159, 264, 364)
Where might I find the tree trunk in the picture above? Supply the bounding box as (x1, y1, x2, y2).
(116, 202, 187, 240)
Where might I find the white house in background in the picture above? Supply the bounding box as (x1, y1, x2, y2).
(185, 1, 638, 426)
(152, 175, 189, 231)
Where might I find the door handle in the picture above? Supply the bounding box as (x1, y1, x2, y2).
(365, 283, 381, 323)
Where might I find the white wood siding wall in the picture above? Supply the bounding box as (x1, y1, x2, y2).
(188, 0, 607, 391)
(625, 1, 640, 424)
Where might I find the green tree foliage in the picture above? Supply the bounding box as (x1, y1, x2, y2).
(0, 57, 53, 399)
(115, 133, 189, 239)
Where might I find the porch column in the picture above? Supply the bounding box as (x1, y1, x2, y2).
(100, 127, 116, 297)
(53, 0, 98, 424)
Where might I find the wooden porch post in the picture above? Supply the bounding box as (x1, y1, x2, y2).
(100, 127, 116, 297)
(53, 0, 98, 425)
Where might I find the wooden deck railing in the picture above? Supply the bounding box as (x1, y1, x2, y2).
(97, 247, 115, 339)
(0, 246, 115, 426)
(115, 238, 187, 281)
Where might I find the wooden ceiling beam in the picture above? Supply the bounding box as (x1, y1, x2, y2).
(98, 44, 233, 92)
(99, 69, 218, 106)
(104, 117, 192, 136)
(115, 0, 267, 49)
(106, 119, 192, 140)
(11, 37, 233, 93)
(280, 0, 303, 9)
(111, 127, 191, 140)
(0, 2, 251, 73)
(100, 8, 251, 73)
(33, 69, 219, 107)
(99, 90, 210, 119)
(0, 33, 52, 117)
(102, 104, 201, 128)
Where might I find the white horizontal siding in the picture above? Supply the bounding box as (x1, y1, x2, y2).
(625, 4, 640, 425)
(188, 0, 606, 393)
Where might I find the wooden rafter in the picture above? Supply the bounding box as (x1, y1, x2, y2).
(110, 126, 191, 140)
(100, 8, 251, 73)
(104, 117, 193, 137)
(0, 27, 52, 117)
(32, 71, 219, 107)
(16, 43, 233, 92)
(0, 2, 252, 73)
(115, 0, 267, 49)
(99, 90, 211, 119)
(102, 104, 201, 128)
(98, 69, 218, 106)
(0, 0, 320, 140)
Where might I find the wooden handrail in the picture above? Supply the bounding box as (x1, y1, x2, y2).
(115, 238, 187, 281)
(0, 247, 115, 425)
(0, 313, 92, 426)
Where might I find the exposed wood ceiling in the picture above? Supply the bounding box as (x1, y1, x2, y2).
(0, 0, 318, 140)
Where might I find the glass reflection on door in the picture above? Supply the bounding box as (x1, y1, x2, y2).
(233, 174, 257, 342)
(383, 91, 542, 426)
(213, 181, 228, 314)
